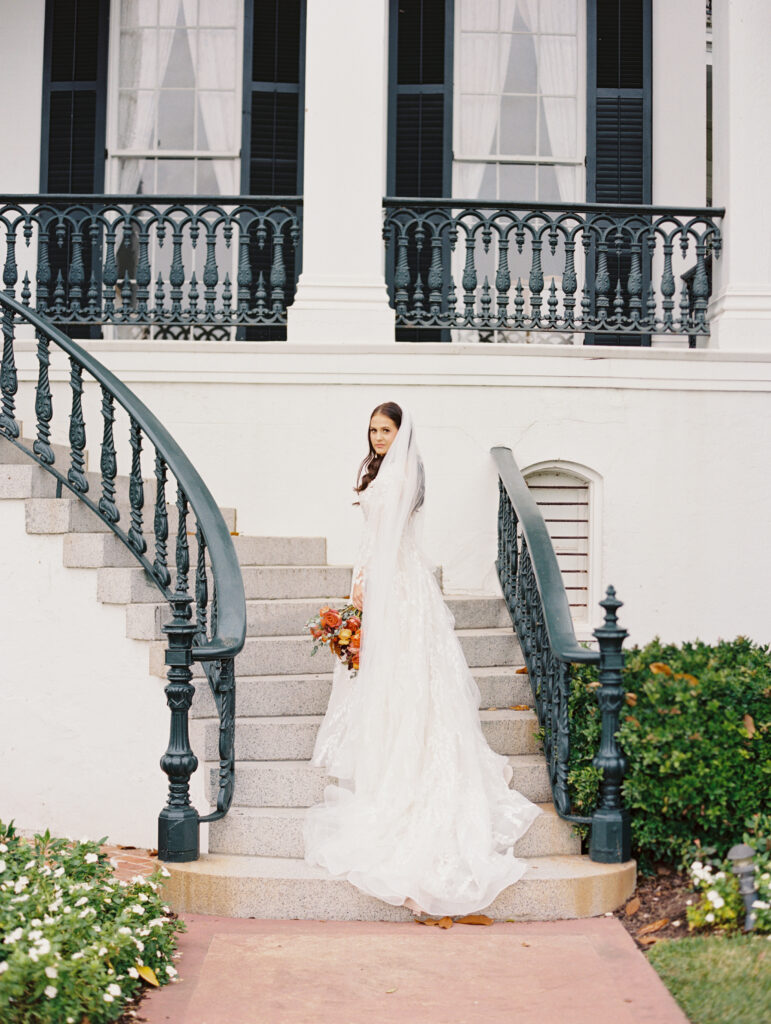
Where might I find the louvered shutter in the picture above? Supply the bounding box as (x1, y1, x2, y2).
(388, 0, 453, 340)
(526, 470, 591, 624)
(242, 0, 305, 339)
(586, 0, 651, 346)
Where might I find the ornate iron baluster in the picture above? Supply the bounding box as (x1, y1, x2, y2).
(195, 522, 209, 642)
(67, 358, 88, 492)
(102, 225, 118, 320)
(660, 241, 675, 331)
(203, 228, 218, 319)
(589, 587, 631, 862)
(68, 229, 84, 314)
(98, 387, 119, 523)
(128, 417, 147, 555)
(135, 221, 151, 319)
(394, 228, 410, 319)
(169, 230, 185, 319)
(175, 484, 190, 598)
(36, 227, 51, 314)
(462, 231, 477, 325)
(0, 304, 19, 438)
(3, 221, 18, 298)
(153, 451, 171, 589)
(495, 235, 511, 326)
(692, 243, 709, 331)
(427, 224, 444, 320)
(32, 329, 54, 464)
(528, 238, 544, 327)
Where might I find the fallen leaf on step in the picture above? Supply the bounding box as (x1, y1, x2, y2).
(385, 987, 398, 993)
(637, 918, 669, 937)
(625, 897, 641, 917)
(521, 941, 530, 947)
(456, 914, 494, 926)
(638, 936, 661, 946)
(416, 916, 454, 928)
(136, 964, 160, 987)
(509, 705, 530, 711)
(146, 848, 158, 857)
(515, 667, 528, 674)
(487, 707, 498, 711)
(744, 714, 756, 737)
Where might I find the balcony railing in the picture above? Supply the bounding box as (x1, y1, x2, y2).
(383, 198, 724, 341)
(0, 195, 302, 337)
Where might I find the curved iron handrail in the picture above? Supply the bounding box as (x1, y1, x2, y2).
(491, 446, 631, 863)
(0, 291, 246, 859)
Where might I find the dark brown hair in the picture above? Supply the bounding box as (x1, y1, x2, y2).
(354, 402, 403, 497)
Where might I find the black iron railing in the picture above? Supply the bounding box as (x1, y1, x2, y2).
(0, 195, 302, 335)
(492, 446, 630, 863)
(0, 291, 246, 861)
(385, 198, 724, 339)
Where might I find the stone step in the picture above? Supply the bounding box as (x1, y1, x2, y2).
(161, 853, 636, 921)
(100, 564, 352, 605)
(190, 666, 532, 718)
(128, 594, 510, 641)
(0, 435, 75, 466)
(150, 628, 523, 678)
(202, 710, 540, 762)
(25, 496, 237, 537)
(226, 536, 327, 567)
(207, 803, 581, 860)
(207, 753, 552, 809)
(0, 463, 60, 500)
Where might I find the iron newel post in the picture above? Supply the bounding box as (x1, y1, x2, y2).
(158, 593, 200, 861)
(590, 586, 632, 863)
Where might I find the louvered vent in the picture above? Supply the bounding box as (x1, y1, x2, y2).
(526, 469, 590, 622)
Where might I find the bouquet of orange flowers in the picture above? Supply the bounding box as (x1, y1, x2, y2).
(307, 604, 362, 676)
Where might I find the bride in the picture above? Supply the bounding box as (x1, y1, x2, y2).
(302, 402, 542, 917)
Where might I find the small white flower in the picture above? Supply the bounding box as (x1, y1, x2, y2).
(74, 896, 89, 907)
(0, 842, 8, 852)
(761, 872, 770, 881)
(54, 866, 65, 878)
(107, 982, 121, 997)
(160, 867, 171, 878)
(43, 915, 54, 926)
(165, 965, 177, 977)
(0, 860, 6, 873)
(29, 949, 39, 962)
(14, 876, 29, 893)
(118, 926, 132, 935)
(45, 966, 58, 979)
(36, 939, 51, 955)
(85, 853, 99, 864)
(12, 893, 30, 903)
(0, 961, 8, 974)
(40, 865, 52, 877)
(133, 939, 144, 952)
(691, 860, 703, 871)
(139, 928, 150, 937)
(30, 919, 42, 927)
(98, 946, 108, 956)
(28, 930, 42, 942)
(71, 951, 84, 960)
(78, 909, 90, 919)
(705, 912, 715, 923)
(103, 993, 114, 1003)
(707, 890, 725, 909)
(149, 918, 165, 929)
(127, 966, 139, 979)
(715, 871, 726, 880)
(62, 906, 71, 914)
(137, 893, 149, 902)
(44, 985, 57, 999)
(130, 904, 146, 915)
(24, 859, 35, 870)
(3, 928, 22, 945)
(109, 858, 119, 870)
(752, 899, 770, 910)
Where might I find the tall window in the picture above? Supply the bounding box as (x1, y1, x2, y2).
(453, 0, 584, 203)
(110, 0, 241, 195)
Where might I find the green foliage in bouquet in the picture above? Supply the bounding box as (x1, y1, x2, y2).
(567, 637, 771, 867)
(0, 820, 184, 1024)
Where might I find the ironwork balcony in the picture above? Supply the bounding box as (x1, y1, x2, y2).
(383, 198, 724, 342)
(0, 195, 302, 338)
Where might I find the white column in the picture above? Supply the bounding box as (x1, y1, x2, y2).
(287, 0, 394, 343)
(708, 0, 771, 350)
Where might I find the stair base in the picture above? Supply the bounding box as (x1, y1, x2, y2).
(162, 853, 636, 921)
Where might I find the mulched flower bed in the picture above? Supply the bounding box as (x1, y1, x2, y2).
(614, 866, 697, 950)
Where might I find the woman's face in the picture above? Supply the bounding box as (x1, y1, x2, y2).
(370, 413, 398, 457)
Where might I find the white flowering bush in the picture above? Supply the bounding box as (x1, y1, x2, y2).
(687, 814, 771, 935)
(0, 820, 183, 1023)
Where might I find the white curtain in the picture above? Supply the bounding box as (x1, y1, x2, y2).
(539, 34, 579, 201)
(197, 34, 238, 194)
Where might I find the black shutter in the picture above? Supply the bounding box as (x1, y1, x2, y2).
(40, 0, 109, 339)
(242, 0, 305, 340)
(586, 0, 651, 346)
(387, 0, 453, 340)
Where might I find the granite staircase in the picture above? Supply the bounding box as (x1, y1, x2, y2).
(0, 436, 634, 920)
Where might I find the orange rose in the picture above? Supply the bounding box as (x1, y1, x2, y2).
(322, 608, 343, 630)
(345, 616, 361, 631)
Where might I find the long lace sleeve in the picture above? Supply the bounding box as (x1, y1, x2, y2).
(349, 463, 401, 604)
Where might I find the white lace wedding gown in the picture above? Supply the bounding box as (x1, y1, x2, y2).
(302, 423, 542, 917)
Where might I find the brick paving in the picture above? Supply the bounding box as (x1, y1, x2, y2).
(101, 843, 160, 882)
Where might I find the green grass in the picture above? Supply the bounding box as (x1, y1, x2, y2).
(648, 935, 771, 1024)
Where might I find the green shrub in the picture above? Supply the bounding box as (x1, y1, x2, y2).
(0, 820, 184, 1023)
(568, 637, 771, 867)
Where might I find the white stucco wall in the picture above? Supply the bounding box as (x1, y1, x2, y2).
(0, 499, 209, 848)
(8, 341, 771, 649)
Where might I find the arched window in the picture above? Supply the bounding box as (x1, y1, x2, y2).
(524, 463, 600, 628)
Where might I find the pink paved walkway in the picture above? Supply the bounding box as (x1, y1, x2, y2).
(139, 915, 688, 1024)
